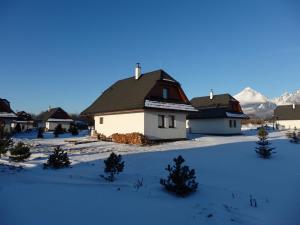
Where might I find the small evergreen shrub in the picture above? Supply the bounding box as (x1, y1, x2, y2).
(160, 155, 198, 197)
(68, 124, 79, 136)
(290, 131, 300, 144)
(9, 142, 31, 162)
(37, 127, 44, 138)
(14, 123, 22, 133)
(44, 146, 71, 169)
(0, 123, 13, 158)
(101, 152, 124, 182)
(53, 124, 64, 137)
(255, 126, 275, 159)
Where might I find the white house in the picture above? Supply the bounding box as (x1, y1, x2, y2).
(81, 64, 196, 140)
(187, 92, 248, 135)
(38, 107, 73, 131)
(274, 104, 300, 130)
(0, 98, 17, 133)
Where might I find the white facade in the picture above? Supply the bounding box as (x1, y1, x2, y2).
(11, 122, 34, 131)
(276, 120, 300, 130)
(45, 121, 72, 131)
(94, 110, 187, 140)
(186, 118, 242, 135)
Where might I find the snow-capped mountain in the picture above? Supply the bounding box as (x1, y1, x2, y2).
(234, 87, 300, 118)
(234, 87, 276, 119)
(272, 90, 300, 105)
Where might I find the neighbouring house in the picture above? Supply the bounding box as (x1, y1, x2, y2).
(81, 64, 196, 140)
(274, 104, 300, 130)
(187, 92, 248, 135)
(11, 111, 35, 131)
(0, 98, 17, 133)
(37, 107, 73, 131)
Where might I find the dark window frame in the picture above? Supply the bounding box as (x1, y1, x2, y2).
(229, 119, 232, 128)
(162, 88, 169, 99)
(158, 115, 165, 128)
(233, 120, 237, 128)
(169, 115, 175, 128)
(99, 117, 104, 124)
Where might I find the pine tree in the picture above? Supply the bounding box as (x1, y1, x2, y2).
(44, 146, 71, 169)
(37, 127, 44, 138)
(0, 123, 13, 158)
(255, 126, 275, 159)
(101, 152, 124, 182)
(9, 142, 31, 162)
(53, 124, 64, 137)
(68, 124, 79, 136)
(290, 130, 300, 144)
(160, 155, 198, 197)
(14, 123, 22, 133)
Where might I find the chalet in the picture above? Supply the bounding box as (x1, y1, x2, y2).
(187, 92, 248, 135)
(81, 64, 196, 140)
(37, 107, 73, 131)
(11, 111, 35, 131)
(0, 98, 17, 133)
(274, 104, 300, 130)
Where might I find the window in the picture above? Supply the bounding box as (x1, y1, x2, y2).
(99, 117, 104, 124)
(158, 115, 165, 128)
(163, 88, 169, 99)
(233, 120, 237, 128)
(169, 115, 175, 128)
(229, 120, 232, 128)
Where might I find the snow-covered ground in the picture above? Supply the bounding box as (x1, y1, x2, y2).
(1, 130, 299, 225)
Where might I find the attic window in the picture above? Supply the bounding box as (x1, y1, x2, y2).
(163, 88, 169, 99)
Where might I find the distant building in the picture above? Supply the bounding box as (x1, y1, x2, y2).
(274, 104, 300, 130)
(37, 107, 73, 131)
(0, 98, 17, 133)
(81, 64, 196, 140)
(187, 92, 248, 135)
(11, 111, 35, 131)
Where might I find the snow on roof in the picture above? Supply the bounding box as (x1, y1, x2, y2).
(145, 100, 197, 112)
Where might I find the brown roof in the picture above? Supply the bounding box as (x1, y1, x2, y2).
(0, 98, 14, 114)
(190, 94, 238, 109)
(16, 111, 33, 121)
(274, 105, 300, 120)
(81, 69, 190, 115)
(37, 107, 72, 121)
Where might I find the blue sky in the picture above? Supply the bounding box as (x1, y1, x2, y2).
(1, 0, 300, 114)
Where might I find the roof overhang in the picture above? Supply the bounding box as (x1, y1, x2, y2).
(225, 112, 249, 119)
(145, 100, 197, 112)
(47, 118, 73, 122)
(0, 112, 17, 118)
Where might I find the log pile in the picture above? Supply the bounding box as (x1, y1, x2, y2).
(111, 133, 148, 145)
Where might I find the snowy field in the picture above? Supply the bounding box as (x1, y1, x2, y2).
(0, 129, 299, 225)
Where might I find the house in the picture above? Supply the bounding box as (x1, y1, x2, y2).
(274, 104, 300, 130)
(81, 64, 196, 140)
(37, 107, 73, 131)
(11, 111, 35, 131)
(0, 98, 17, 133)
(187, 92, 248, 135)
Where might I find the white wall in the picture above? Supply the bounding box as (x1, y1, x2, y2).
(276, 120, 300, 130)
(46, 121, 72, 131)
(94, 110, 187, 140)
(187, 118, 242, 135)
(144, 110, 187, 140)
(94, 112, 145, 137)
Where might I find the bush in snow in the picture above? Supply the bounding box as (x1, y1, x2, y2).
(53, 124, 64, 137)
(0, 124, 13, 158)
(290, 131, 299, 144)
(9, 142, 31, 162)
(255, 126, 275, 159)
(44, 146, 71, 169)
(14, 123, 22, 133)
(68, 123, 79, 136)
(101, 152, 124, 182)
(37, 127, 44, 138)
(160, 155, 198, 197)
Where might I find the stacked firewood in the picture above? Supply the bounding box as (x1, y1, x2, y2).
(111, 133, 148, 145)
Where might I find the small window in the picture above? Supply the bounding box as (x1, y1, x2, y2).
(169, 115, 175, 128)
(163, 88, 169, 99)
(99, 117, 104, 124)
(229, 120, 232, 128)
(158, 115, 165, 128)
(233, 120, 237, 128)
